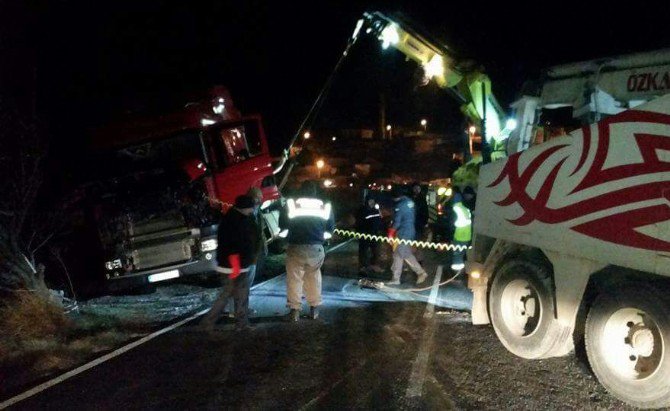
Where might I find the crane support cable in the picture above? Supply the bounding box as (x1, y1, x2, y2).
(279, 33, 361, 190)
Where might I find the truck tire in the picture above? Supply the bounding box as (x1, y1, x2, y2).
(585, 285, 670, 408)
(489, 257, 572, 359)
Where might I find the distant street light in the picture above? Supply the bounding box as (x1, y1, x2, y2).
(332, 136, 337, 141)
(386, 124, 392, 139)
(303, 131, 311, 139)
(468, 125, 476, 134)
(420, 118, 427, 131)
(316, 159, 325, 178)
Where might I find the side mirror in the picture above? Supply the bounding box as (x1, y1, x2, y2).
(181, 158, 210, 181)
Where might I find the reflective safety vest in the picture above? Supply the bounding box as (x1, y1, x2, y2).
(279, 197, 334, 242)
(453, 201, 472, 243)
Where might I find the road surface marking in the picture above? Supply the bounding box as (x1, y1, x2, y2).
(405, 265, 443, 399)
(0, 308, 209, 409)
(1, 239, 354, 408)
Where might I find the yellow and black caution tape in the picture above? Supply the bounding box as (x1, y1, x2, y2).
(332, 229, 470, 252)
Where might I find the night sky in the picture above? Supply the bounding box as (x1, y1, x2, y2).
(2, 0, 670, 154)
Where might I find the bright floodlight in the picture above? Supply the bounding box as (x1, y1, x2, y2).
(506, 118, 518, 130)
(380, 23, 400, 49)
(316, 159, 325, 169)
(303, 131, 311, 139)
(424, 54, 444, 79)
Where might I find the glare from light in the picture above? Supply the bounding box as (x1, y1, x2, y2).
(386, 124, 392, 131)
(213, 103, 225, 114)
(349, 183, 353, 187)
(470, 270, 481, 279)
(316, 159, 325, 169)
(201, 239, 218, 252)
(351, 19, 364, 40)
(323, 179, 333, 187)
(218, 98, 225, 103)
(469, 125, 477, 134)
(446, 187, 453, 197)
(379, 23, 400, 49)
(303, 131, 311, 139)
(420, 119, 427, 126)
(424, 54, 444, 79)
(506, 118, 518, 130)
(201, 119, 216, 126)
(387, 185, 392, 190)
(332, 136, 337, 141)
(437, 186, 447, 196)
(148, 270, 180, 283)
(261, 200, 272, 210)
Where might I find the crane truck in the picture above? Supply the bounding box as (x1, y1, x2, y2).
(353, 12, 670, 408)
(467, 50, 670, 408)
(71, 86, 283, 292)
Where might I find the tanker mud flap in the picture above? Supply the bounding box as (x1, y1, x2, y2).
(543, 250, 606, 356)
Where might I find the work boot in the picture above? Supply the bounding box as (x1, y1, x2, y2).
(416, 272, 428, 285)
(309, 306, 319, 320)
(386, 278, 401, 286)
(284, 309, 300, 322)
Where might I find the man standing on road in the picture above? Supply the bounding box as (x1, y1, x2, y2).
(388, 187, 428, 286)
(200, 195, 261, 331)
(279, 181, 335, 322)
(356, 195, 384, 276)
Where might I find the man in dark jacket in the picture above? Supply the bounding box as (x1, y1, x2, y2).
(279, 181, 335, 322)
(200, 195, 260, 331)
(388, 187, 428, 286)
(356, 195, 383, 275)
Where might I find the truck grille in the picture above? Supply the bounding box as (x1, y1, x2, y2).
(131, 239, 193, 271)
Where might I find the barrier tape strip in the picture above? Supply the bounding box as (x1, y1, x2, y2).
(332, 229, 470, 252)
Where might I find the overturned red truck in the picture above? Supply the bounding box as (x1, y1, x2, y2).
(73, 87, 282, 292)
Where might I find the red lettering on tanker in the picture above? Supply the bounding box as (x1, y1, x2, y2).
(627, 72, 670, 92)
(489, 110, 670, 252)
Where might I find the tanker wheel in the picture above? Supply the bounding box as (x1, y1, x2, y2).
(585, 285, 670, 408)
(489, 257, 572, 359)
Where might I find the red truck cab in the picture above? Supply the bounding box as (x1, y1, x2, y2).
(82, 86, 281, 291)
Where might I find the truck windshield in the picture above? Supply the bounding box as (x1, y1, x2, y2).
(208, 119, 263, 168)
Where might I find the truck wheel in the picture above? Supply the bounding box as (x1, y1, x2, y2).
(585, 286, 670, 408)
(489, 258, 571, 359)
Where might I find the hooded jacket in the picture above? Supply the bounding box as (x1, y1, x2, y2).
(392, 196, 416, 240)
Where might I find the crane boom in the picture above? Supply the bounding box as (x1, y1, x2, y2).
(359, 12, 514, 161)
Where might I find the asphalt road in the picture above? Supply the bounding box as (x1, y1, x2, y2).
(6, 242, 624, 410)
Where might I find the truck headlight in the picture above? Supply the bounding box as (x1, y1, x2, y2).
(105, 259, 122, 271)
(201, 239, 218, 252)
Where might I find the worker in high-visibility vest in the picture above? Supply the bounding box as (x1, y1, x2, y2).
(278, 181, 335, 322)
(451, 189, 472, 272)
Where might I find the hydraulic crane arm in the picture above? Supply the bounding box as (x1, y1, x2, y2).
(358, 12, 514, 159)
